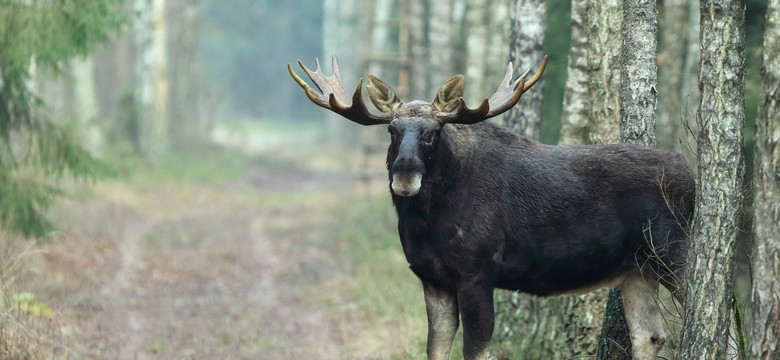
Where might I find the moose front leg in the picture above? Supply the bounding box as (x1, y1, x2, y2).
(423, 281, 460, 360)
(457, 283, 495, 360)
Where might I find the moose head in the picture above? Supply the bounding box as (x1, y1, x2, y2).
(288, 56, 547, 197)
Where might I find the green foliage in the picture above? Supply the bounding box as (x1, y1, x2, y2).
(0, 0, 126, 238)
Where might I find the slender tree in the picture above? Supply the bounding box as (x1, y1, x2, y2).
(586, 0, 622, 145)
(657, 0, 688, 150)
(750, 0, 780, 358)
(676, 0, 746, 358)
(407, 0, 429, 100)
(168, 0, 202, 150)
(134, 0, 170, 159)
(464, 0, 490, 102)
(502, 0, 545, 138)
(598, 1, 658, 359)
(559, 0, 590, 145)
(428, 0, 456, 88)
(492, 1, 606, 358)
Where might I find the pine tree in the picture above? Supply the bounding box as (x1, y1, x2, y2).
(0, 1, 125, 238)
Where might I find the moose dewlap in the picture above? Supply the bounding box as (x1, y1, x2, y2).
(289, 56, 694, 360)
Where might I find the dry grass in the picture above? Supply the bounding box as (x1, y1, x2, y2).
(0, 235, 70, 360)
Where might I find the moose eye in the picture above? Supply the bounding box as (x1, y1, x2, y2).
(419, 131, 436, 145)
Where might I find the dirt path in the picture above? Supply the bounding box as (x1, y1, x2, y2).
(37, 155, 372, 359)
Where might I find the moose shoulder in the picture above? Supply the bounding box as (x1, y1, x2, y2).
(289, 56, 694, 360)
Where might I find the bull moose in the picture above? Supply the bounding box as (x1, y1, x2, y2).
(288, 56, 694, 360)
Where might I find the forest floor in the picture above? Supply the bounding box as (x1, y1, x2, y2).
(4, 121, 430, 359)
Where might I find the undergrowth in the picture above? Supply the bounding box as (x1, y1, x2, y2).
(0, 236, 67, 359)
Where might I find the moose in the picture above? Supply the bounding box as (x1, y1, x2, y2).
(289, 56, 694, 360)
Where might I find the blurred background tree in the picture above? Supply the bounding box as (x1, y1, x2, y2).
(0, 0, 125, 238)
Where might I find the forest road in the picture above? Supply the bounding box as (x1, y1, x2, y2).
(44, 154, 368, 359)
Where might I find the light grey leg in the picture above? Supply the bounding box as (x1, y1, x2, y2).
(423, 281, 460, 360)
(620, 270, 667, 360)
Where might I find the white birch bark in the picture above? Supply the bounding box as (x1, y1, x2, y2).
(501, 0, 544, 138)
(657, 0, 687, 150)
(586, 0, 622, 145)
(408, 0, 428, 100)
(71, 57, 103, 155)
(750, 0, 780, 358)
(465, 0, 489, 102)
(559, 0, 590, 145)
(134, 0, 169, 158)
(676, 0, 746, 358)
(428, 0, 455, 91)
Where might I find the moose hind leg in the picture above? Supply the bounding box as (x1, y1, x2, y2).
(620, 270, 667, 360)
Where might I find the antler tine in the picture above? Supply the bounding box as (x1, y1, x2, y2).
(523, 55, 548, 91)
(437, 56, 547, 125)
(288, 56, 392, 126)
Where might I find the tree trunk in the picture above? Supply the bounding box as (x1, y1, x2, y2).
(586, 0, 622, 145)
(750, 0, 780, 358)
(134, 0, 169, 159)
(70, 57, 103, 155)
(618, 0, 657, 147)
(493, 2, 605, 357)
(428, 0, 455, 90)
(680, 0, 700, 162)
(657, 0, 688, 150)
(486, 1, 510, 99)
(559, 0, 589, 145)
(598, 2, 658, 359)
(407, 0, 428, 100)
(322, 0, 359, 142)
(168, 0, 201, 151)
(464, 0, 490, 102)
(493, 292, 606, 359)
(676, 0, 746, 358)
(501, 0, 545, 138)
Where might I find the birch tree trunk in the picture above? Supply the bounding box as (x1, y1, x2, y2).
(493, 2, 604, 357)
(428, 0, 455, 90)
(465, 0, 490, 102)
(750, 0, 780, 358)
(676, 0, 746, 358)
(618, 0, 657, 146)
(559, 0, 589, 145)
(70, 57, 103, 155)
(657, 0, 688, 150)
(501, 0, 545, 138)
(168, 0, 201, 150)
(408, 0, 428, 100)
(486, 1, 510, 98)
(135, 0, 169, 159)
(586, 0, 622, 145)
(680, 0, 700, 161)
(598, 2, 658, 359)
(583, 1, 624, 357)
(323, 0, 359, 141)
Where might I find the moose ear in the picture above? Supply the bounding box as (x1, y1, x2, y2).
(366, 75, 402, 113)
(433, 75, 464, 113)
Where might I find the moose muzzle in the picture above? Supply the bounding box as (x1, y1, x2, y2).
(390, 132, 426, 197)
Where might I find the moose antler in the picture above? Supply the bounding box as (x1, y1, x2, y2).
(437, 55, 548, 124)
(288, 56, 392, 126)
